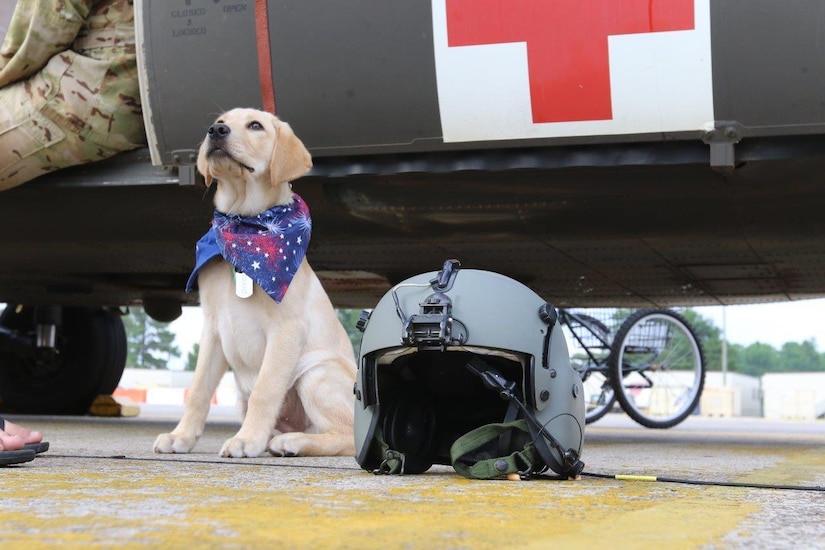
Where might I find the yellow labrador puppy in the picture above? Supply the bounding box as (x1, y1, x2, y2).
(154, 108, 356, 458)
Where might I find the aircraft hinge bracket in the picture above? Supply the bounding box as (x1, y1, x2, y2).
(701, 122, 745, 174)
(176, 164, 199, 186)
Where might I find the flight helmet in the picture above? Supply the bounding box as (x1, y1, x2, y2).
(354, 260, 585, 479)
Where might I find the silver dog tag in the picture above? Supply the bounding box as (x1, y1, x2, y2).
(234, 269, 254, 298)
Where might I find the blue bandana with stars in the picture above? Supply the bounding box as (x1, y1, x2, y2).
(186, 194, 311, 303)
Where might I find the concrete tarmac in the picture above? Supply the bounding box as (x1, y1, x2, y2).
(2, 409, 823, 549)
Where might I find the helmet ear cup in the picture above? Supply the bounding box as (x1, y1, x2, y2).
(382, 390, 437, 474)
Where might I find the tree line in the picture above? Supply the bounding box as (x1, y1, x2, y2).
(123, 307, 823, 377)
(680, 309, 823, 377)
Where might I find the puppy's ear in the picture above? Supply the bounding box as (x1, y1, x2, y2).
(269, 119, 312, 186)
(196, 139, 213, 187)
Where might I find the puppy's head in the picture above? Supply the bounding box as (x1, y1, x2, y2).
(197, 108, 312, 213)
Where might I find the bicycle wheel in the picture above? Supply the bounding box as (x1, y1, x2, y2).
(562, 312, 615, 424)
(609, 309, 705, 429)
(581, 370, 616, 424)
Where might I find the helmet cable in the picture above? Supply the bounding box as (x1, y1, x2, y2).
(580, 471, 825, 492)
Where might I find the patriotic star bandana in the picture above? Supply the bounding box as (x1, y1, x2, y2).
(186, 194, 311, 303)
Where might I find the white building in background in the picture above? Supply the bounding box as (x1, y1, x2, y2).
(701, 371, 825, 420)
(762, 372, 825, 421)
(700, 371, 762, 417)
(116, 368, 238, 407)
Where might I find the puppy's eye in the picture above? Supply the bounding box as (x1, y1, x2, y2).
(248, 121, 264, 131)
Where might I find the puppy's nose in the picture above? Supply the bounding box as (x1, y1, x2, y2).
(207, 123, 231, 139)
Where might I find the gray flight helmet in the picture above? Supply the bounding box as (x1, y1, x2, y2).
(354, 260, 585, 478)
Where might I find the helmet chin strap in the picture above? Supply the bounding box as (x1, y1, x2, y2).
(465, 356, 585, 479)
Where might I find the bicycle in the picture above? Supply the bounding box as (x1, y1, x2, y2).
(560, 308, 706, 429)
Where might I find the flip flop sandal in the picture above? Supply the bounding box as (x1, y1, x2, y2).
(0, 448, 36, 466)
(24, 441, 49, 454)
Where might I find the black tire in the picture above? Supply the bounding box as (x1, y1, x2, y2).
(0, 306, 127, 414)
(609, 308, 705, 429)
(95, 309, 128, 395)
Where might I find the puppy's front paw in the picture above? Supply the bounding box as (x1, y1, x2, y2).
(154, 433, 197, 454)
(220, 436, 267, 458)
(268, 433, 303, 457)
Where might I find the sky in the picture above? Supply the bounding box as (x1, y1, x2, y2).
(166, 298, 825, 369)
(692, 299, 825, 352)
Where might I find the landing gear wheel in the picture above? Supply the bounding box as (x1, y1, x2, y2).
(609, 309, 705, 429)
(0, 306, 127, 414)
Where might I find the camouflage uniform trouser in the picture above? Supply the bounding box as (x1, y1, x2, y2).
(0, 92, 118, 191)
(0, 49, 145, 192)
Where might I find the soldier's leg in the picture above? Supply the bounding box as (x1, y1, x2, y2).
(0, 79, 130, 192)
(0, 82, 67, 191)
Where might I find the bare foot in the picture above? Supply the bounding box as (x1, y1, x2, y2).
(1, 419, 44, 451)
(0, 432, 25, 451)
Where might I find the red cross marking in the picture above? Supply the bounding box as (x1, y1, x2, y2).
(446, 0, 695, 123)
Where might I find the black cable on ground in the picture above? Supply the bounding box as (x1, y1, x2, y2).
(38, 454, 825, 492)
(40, 453, 363, 472)
(582, 471, 825, 492)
